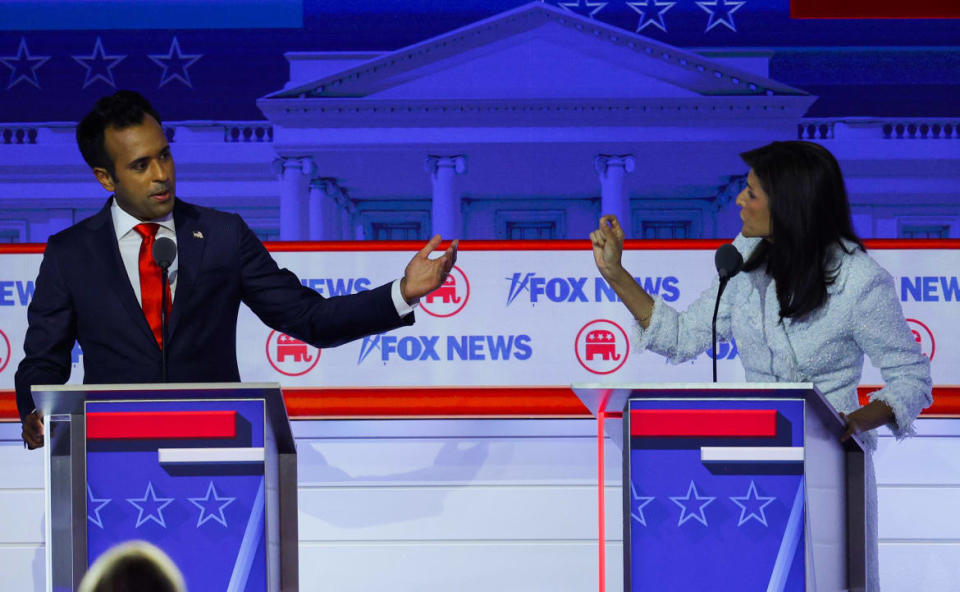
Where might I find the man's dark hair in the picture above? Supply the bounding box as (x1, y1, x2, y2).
(87, 554, 180, 592)
(79, 541, 184, 592)
(740, 140, 865, 320)
(76, 90, 163, 177)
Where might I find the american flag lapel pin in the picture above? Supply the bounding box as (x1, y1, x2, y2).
(193, 230, 204, 239)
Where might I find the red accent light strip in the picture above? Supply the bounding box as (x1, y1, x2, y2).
(863, 239, 960, 249)
(86, 411, 237, 440)
(282, 387, 590, 418)
(630, 409, 778, 437)
(0, 243, 47, 254)
(596, 390, 612, 592)
(262, 239, 730, 251)
(4, 239, 959, 255)
(2, 386, 959, 421)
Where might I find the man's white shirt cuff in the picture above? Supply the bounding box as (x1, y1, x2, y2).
(391, 279, 418, 317)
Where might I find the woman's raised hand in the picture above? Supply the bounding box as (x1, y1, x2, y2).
(589, 214, 654, 326)
(591, 214, 626, 281)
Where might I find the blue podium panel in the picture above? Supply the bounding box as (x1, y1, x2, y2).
(85, 399, 268, 592)
(626, 398, 806, 592)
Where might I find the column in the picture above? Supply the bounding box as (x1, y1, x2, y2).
(425, 155, 466, 237)
(713, 174, 747, 238)
(595, 154, 635, 238)
(276, 157, 314, 240)
(308, 177, 352, 241)
(331, 183, 355, 240)
(307, 179, 326, 240)
(323, 179, 345, 240)
(309, 178, 348, 241)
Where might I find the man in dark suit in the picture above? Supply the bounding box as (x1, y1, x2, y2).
(16, 90, 457, 448)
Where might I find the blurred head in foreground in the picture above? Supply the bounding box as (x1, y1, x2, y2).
(78, 540, 186, 592)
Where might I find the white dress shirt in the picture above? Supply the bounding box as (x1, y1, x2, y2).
(111, 199, 178, 306)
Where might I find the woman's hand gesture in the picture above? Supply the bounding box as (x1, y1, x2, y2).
(589, 214, 655, 327)
(590, 214, 626, 281)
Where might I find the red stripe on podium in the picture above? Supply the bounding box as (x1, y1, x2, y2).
(86, 411, 237, 440)
(630, 409, 777, 437)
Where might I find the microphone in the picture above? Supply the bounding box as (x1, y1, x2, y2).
(715, 243, 743, 282)
(712, 244, 743, 383)
(152, 237, 177, 382)
(152, 237, 177, 270)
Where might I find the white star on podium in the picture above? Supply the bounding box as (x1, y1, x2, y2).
(189, 481, 235, 527)
(670, 481, 715, 526)
(730, 480, 776, 526)
(630, 482, 655, 526)
(87, 484, 111, 529)
(127, 482, 174, 528)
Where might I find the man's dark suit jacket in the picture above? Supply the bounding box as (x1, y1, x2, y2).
(14, 198, 413, 421)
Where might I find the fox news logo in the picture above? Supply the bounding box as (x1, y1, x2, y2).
(706, 338, 739, 360)
(300, 277, 371, 296)
(506, 274, 679, 306)
(358, 333, 532, 363)
(900, 276, 960, 302)
(0, 280, 34, 306)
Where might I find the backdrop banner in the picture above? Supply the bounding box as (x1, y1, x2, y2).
(0, 243, 951, 389)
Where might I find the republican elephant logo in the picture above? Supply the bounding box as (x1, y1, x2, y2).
(276, 334, 313, 362)
(575, 319, 629, 375)
(585, 330, 621, 361)
(425, 274, 462, 304)
(421, 265, 470, 318)
(265, 330, 321, 376)
(0, 328, 9, 374)
(906, 318, 936, 361)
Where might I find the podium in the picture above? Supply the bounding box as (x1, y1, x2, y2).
(33, 382, 298, 592)
(573, 383, 866, 592)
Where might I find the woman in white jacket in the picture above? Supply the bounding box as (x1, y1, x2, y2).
(591, 140, 932, 590)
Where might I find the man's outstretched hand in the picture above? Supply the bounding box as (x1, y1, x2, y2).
(401, 235, 459, 304)
(22, 410, 44, 450)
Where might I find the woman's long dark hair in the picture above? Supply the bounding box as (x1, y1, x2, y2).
(740, 141, 864, 320)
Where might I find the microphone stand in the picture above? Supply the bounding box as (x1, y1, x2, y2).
(711, 278, 731, 383)
(159, 263, 170, 383)
(711, 243, 743, 383)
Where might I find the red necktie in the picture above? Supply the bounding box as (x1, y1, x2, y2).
(133, 223, 172, 348)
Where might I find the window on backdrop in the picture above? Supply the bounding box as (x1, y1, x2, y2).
(495, 209, 565, 240)
(505, 220, 557, 240)
(371, 221, 422, 240)
(641, 220, 691, 239)
(900, 224, 950, 239)
(0, 221, 27, 243)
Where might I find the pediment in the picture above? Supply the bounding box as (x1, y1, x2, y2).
(266, 2, 807, 102)
(364, 26, 700, 101)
